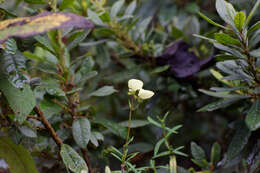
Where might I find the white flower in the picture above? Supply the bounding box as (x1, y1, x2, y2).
(105, 166, 111, 173)
(81, 170, 88, 173)
(128, 79, 143, 92)
(138, 89, 154, 100)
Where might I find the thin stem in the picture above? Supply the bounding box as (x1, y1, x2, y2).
(34, 106, 63, 148)
(81, 149, 93, 173)
(121, 97, 134, 172)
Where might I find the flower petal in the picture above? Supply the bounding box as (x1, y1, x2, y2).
(128, 79, 143, 92)
(138, 89, 154, 100)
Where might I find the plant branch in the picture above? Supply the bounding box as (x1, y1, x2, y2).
(81, 149, 93, 173)
(33, 106, 63, 148)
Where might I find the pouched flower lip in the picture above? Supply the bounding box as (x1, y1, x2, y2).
(138, 89, 154, 100)
(128, 79, 143, 92)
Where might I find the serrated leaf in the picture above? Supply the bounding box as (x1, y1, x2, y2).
(88, 86, 117, 97)
(245, 99, 260, 131)
(191, 142, 206, 161)
(214, 33, 240, 45)
(198, 98, 241, 112)
(0, 78, 36, 124)
(60, 144, 88, 173)
(0, 137, 39, 173)
(210, 142, 221, 165)
(110, 0, 125, 18)
(72, 118, 91, 148)
(227, 121, 251, 160)
(234, 11, 246, 31)
(0, 12, 94, 43)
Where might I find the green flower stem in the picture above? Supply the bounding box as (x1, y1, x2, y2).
(121, 97, 134, 172)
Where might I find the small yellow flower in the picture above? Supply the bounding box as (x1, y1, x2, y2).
(138, 89, 154, 100)
(128, 79, 143, 92)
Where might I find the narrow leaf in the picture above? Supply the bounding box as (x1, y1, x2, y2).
(214, 33, 240, 45)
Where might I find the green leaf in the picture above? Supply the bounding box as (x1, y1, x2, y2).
(110, 0, 125, 18)
(18, 126, 37, 138)
(0, 137, 39, 173)
(88, 86, 117, 97)
(250, 48, 260, 58)
(151, 65, 170, 74)
(198, 12, 228, 30)
(24, 0, 45, 4)
(214, 33, 240, 45)
(213, 43, 245, 59)
(125, 0, 136, 16)
(0, 78, 36, 124)
(199, 89, 249, 99)
(60, 144, 88, 173)
(234, 11, 246, 31)
(210, 142, 221, 165)
(198, 98, 241, 112)
(72, 118, 91, 148)
(190, 142, 206, 161)
(0, 12, 93, 43)
(248, 21, 260, 36)
(245, 99, 260, 131)
(119, 120, 150, 128)
(60, 0, 75, 10)
(94, 118, 127, 139)
(216, 0, 236, 26)
(227, 121, 251, 160)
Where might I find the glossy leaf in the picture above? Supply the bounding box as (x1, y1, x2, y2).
(72, 118, 91, 148)
(0, 12, 94, 43)
(60, 144, 88, 173)
(214, 33, 240, 45)
(216, 0, 236, 26)
(0, 137, 39, 173)
(245, 99, 260, 131)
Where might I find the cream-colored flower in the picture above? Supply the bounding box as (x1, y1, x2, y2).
(128, 79, 143, 92)
(81, 170, 88, 173)
(138, 89, 154, 100)
(105, 166, 111, 173)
